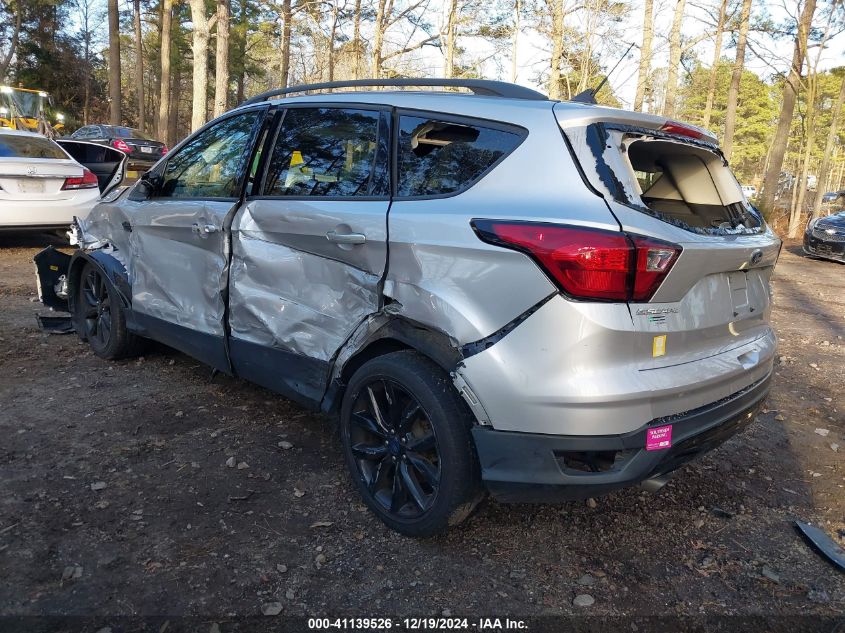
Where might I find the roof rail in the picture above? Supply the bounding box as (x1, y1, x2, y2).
(241, 78, 548, 105)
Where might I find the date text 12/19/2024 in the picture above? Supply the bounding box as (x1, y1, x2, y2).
(308, 618, 529, 630)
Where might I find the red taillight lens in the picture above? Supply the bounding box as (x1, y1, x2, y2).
(659, 121, 707, 140)
(630, 236, 681, 300)
(112, 139, 130, 152)
(473, 221, 681, 302)
(161, 145, 168, 155)
(61, 168, 99, 190)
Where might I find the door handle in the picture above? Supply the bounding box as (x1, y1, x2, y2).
(326, 230, 366, 245)
(191, 223, 218, 238)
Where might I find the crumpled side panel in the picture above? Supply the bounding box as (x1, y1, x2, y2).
(229, 231, 379, 362)
(76, 200, 135, 276)
(131, 227, 227, 333)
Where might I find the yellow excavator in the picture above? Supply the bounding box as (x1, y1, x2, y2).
(0, 85, 66, 136)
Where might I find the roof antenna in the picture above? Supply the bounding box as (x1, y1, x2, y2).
(571, 41, 636, 104)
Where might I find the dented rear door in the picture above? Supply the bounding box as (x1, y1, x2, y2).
(228, 105, 391, 406)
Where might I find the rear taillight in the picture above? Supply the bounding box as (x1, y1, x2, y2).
(161, 145, 168, 155)
(472, 221, 681, 302)
(62, 168, 99, 190)
(112, 139, 130, 152)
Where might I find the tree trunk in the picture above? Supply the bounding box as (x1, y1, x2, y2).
(235, 0, 247, 103)
(0, 1, 21, 79)
(189, 0, 210, 131)
(759, 0, 817, 215)
(107, 0, 122, 125)
(722, 0, 752, 160)
(133, 0, 145, 130)
(372, 0, 387, 78)
(662, 0, 686, 117)
(279, 0, 291, 87)
(510, 0, 521, 83)
(811, 75, 845, 219)
(444, 0, 458, 78)
(168, 64, 180, 144)
(327, 1, 338, 82)
(702, 0, 728, 129)
(633, 0, 653, 111)
(548, 0, 565, 99)
(352, 0, 362, 79)
(213, 0, 230, 117)
(158, 0, 173, 140)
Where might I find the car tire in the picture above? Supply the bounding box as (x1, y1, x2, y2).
(340, 350, 484, 537)
(74, 262, 145, 360)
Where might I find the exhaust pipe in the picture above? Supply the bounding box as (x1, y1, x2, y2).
(640, 474, 672, 494)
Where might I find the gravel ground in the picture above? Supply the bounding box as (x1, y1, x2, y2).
(0, 233, 843, 620)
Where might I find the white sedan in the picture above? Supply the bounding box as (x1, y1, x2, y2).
(0, 128, 125, 233)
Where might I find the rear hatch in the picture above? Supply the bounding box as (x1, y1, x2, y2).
(554, 103, 781, 370)
(0, 157, 84, 201)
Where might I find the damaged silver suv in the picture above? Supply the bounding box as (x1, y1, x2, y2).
(36, 79, 780, 537)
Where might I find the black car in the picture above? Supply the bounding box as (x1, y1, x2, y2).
(804, 211, 845, 262)
(68, 125, 167, 169)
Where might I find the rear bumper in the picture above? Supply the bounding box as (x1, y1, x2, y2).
(804, 232, 845, 262)
(472, 373, 770, 502)
(0, 192, 99, 228)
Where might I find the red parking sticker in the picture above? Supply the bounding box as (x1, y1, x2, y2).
(646, 425, 672, 451)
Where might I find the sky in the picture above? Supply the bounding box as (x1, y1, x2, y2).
(419, 0, 845, 109)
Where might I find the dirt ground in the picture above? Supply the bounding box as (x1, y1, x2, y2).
(0, 233, 843, 622)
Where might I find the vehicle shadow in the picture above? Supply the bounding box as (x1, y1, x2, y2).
(0, 231, 69, 249)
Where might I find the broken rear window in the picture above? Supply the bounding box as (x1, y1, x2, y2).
(569, 124, 763, 235)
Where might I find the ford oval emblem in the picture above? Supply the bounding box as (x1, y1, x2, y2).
(750, 249, 763, 265)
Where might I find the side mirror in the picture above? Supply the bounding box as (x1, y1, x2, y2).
(139, 171, 163, 195)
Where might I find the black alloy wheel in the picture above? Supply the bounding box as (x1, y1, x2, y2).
(348, 378, 441, 518)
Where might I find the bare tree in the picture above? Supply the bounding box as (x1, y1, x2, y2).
(661, 0, 686, 117)
(214, 0, 230, 117)
(158, 0, 174, 141)
(279, 0, 291, 87)
(189, 0, 210, 131)
(107, 0, 122, 125)
(702, 0, 728, 129)
(371, 0, 438, 78)
(547, 0, 566, 99)
(722, 0, 752, 160)
(134, 0, 145, 130)
(443, 0, 458, 77)
(759, 0, 817, 215)
(0, 0, 21, 79)
(811, 72, 845, 219)
(352, 0, 363, 78)
(633, 0, 653, 111)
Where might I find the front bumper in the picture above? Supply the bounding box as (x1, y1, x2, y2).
(472, 373, 770, 503)
(804, 231, 845, 262)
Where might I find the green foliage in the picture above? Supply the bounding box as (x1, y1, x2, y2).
(679, 61, 778, 183)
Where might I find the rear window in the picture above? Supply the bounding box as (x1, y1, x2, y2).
(0, 135, 67, 159)
(396, 116, 524, 197)
(113, 127, 151, 139)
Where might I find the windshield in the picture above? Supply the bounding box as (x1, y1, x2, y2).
(12, 90, 42, 118)
(0, 134, 67, 159)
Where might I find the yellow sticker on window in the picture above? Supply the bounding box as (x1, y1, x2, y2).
(652, 335, 667, 357)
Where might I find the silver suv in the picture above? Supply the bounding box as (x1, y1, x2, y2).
(36, 79, 780, 537)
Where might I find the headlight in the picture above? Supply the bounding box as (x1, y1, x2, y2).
(806, 217, 820, 232)
(56, 113, 65, 121)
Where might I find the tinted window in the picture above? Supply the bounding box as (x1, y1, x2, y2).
(0, 134, 67, 159)
(396, 116, 523, 197)
(263, 107, 386, 197)
(113, 126, 152, 140)
(159, 111, 261, 199)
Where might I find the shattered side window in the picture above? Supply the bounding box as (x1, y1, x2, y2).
(263, 107, 384, 197)
(159, 111, 261, 199)
(396, 116, 524, 197)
